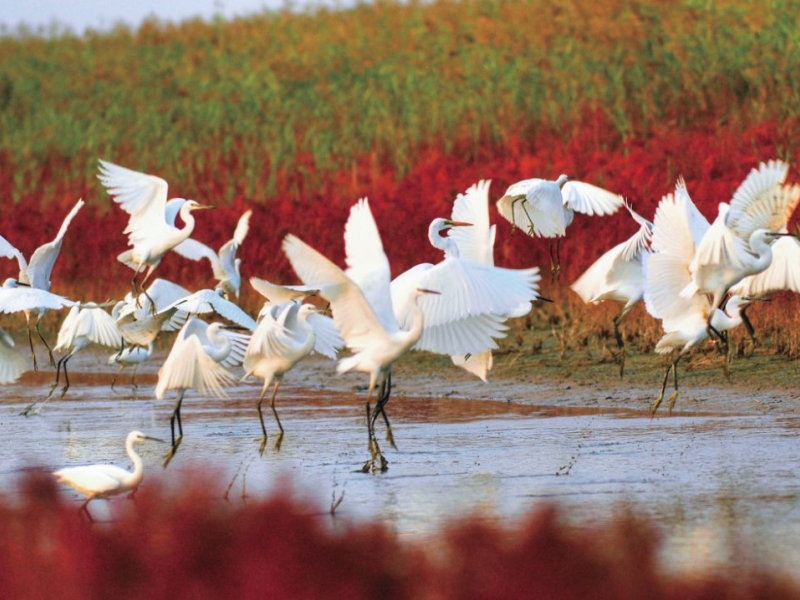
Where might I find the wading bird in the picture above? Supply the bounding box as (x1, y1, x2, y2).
(283, 199, 437, 473)
(156, 317, 250, 466)
(392, 180, 543, 382)
(644, 182, 749, 414)
(109, 342, 153, 391)
(0, 199, 84, 370)
(496, 174, 624, 277)
(243, 301, 341, 453)
(53, 430, 163, 522)
(97, 160, 212, 308)
(682, 160, 800, 320)
(570, 201, 653, 376)
(173, 209, 253, 301)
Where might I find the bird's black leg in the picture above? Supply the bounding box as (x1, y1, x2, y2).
(27, 322, 39, 372)
(269, 380, 285, 451)
(373, 373, 396, 450)
(256, 383, 270, 455)
(164, 390, 185, 467)
(59, 354, 73, 397)
(36, 318, 55, 368)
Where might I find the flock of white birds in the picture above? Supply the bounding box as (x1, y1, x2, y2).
(2, 158, 800, 515)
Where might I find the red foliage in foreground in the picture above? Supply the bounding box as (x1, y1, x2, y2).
(0, 473, 797, 599)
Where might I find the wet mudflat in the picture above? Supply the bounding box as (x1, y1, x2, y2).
(2, 353, 800, 578)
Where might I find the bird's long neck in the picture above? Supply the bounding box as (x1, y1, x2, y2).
(206, 328, 232, 362)
(126, 438, 145, 488)
(747, 233, 774, 276)
(399, 297, 426, 352)
(176, 208, 197, 242)
(428, 222, 459, 258)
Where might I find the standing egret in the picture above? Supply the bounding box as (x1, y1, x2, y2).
(571, 201, 653, 376)
(644, 183, 748, 414)
(682, 160, 800, 318)
(109, 342, 153, 391)
(53, 430, 163, 522)
(97, 160, 212, 307)
(391, 180, 543, 382)
(244, 301, 341, 453)
(496, 174, 624, 277)
(172, 209, 253, 300)
(283, 199, 437, 473)
(156, 317, 250, 466)
(0, 198, 84, 370)
(0, 327, 28, 384)
(49, 304, 124, 397)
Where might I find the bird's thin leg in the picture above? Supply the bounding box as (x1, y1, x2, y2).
(666, 356, 681, 413)
(110, 364, 123, 391)
(553, 238, 563, 280)
(651, 356, 676, 415)
(131, 365, 138, 390)
(46, 354, 67, 399)
(26, 320, 39, 372)
(138, 266, 158, 314)
(59, 354, 73, 397)
(256, 382, 270, 455)
(164, 390, 185, 467)
(79, 498, 95, 523)
(740, 305, 758, 356)
(361, 399, 376, 473)
(548, 240, 558, 282)
(269, 380, 285, 451)
(36, 317, 56, 368)
(373, 373, 396, 450)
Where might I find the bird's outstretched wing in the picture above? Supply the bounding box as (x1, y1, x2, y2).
(26, 199, 84, 291)
(75, 306, 125, 349)
(155, 320, 236, 399)
(0, 234, 27, 275)
(217, 209, 252, 281)
(342, 198, 397, 333)
(727, 160, 799, 240)
(732, 234, 800, 297)
(160, 289, 256, 331)
(250, 277, 315, 305)
(496, 178, 564, 238)
(282, 234, 396, 352)
(562, 181, 625, 216)
(0, 327, 27, 384)
(449, 180, 495, 265)
(0, 288, 76, 313)
(97, 160, 174, 245)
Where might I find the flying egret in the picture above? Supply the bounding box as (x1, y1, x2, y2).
(282, 198, 437, 473)
(243, 301, 341, 453)
(97, 159, 212, 308)
(391, 180, 543, 382)
(0, 198, 84, 370)
(682, 160, 800, 318)
(0, 327, 28, 384)
(157, 287, 257, 331)
(644, 183, 748, 414)
(172, 209, 253, 300)
(156, 317, 250, 466)
(249, 277, 318, 318)
(571, 201, 653, 376)
(113, 278, 191, 347)
(496, 174, 624, 277)
(109, 342, 153, 391)
(53, 430, 163, 522)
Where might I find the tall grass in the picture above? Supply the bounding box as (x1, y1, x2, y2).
(2, 0, 800, 200)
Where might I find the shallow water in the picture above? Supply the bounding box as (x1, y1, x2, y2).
(3, 359, 800, 577)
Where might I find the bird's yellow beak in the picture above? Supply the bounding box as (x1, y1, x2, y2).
(445, 220, 472, 227)
(417, 288, 441, 295)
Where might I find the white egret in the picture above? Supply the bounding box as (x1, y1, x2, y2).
(243, 301, 341, 453)
(282, 198, 437, 473)
(0, 327, 28, 384)
(682, 160, 800, 316)
(49, 303, 123, 396)
(53, 430, 163, 522)
(109, 342, 153, 391)
(172, 209, 253, 300)
(156, 317, 250, 466)
(644, 183, 748, 414)
(97, 159, 212, 307)
(496, 174, 624, 277)
(391, 180, 543, 382)
(0, 198, 84, 370)
(571, 201, 653, 376)
(113, 278, 191, 347)
(249, 277, 318, 318)
(729, 231, 800, 344)
(158, 287, 257, 331)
